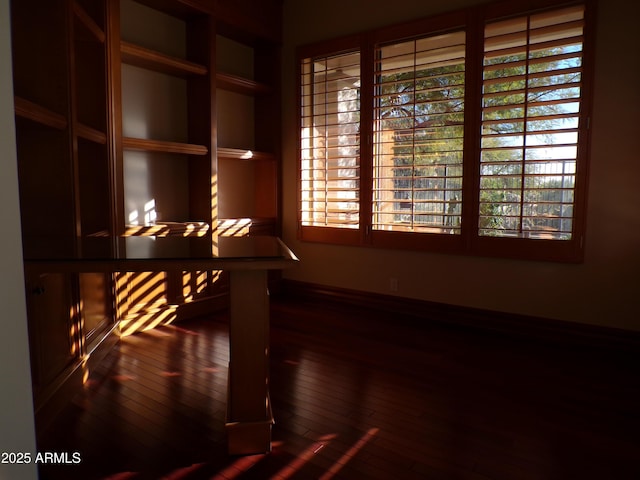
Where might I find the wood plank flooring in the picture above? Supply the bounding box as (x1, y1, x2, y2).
(37, 296, 640, 479)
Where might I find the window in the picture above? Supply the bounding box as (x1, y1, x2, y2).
(300, 50, 361, 231)
(479, 5, 585, 240)
(298, 0, 593, 261)
(373, 31, 466, 235)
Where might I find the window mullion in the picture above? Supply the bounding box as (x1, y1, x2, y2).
(360, 33, 374, 243)
(411, 40, 418, 232)
(323, 67, 330, 226)
(463, 8, 484, 247)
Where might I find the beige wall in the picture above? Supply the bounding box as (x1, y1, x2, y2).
(281, 0, 640, 330)
(0, 0, 38, 477)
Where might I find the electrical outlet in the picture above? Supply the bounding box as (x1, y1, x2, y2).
(389, 277, 399, 292)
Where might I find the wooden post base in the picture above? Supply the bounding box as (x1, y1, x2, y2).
(225, 392, 274, 455)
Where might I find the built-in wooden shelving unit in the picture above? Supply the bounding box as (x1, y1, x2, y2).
(215, 26, 281, 240)
(11, 0, 282, 435)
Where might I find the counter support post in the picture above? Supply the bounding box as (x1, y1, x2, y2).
(226, 269, 272, 454)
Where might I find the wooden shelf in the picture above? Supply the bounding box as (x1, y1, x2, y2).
(14, 96, 68, 130)
(216, 72, 271, 96)
(89, 221, 211, 237)
(73, 2, 105, 43)
(217, 147, 275, 161)
(76, 123, 107, 144)
(124, 221, 210, 237)
(121, 41, 208, 77)
(217, 217, 276, 237)
(133, 0, 211, 19)
(123, 137, 208, 155)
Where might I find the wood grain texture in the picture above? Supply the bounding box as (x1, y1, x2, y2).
(14, 96, 68, 130)
(37, 296, 640, 479)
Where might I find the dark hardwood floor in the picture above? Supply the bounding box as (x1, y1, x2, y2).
(37, 296, 640, 480)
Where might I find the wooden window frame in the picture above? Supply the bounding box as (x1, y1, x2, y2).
(298, 35, 365, 246)
(297, 0, 594, 262)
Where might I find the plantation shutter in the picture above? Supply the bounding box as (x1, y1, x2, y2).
(300, 51, 361, 229)
(373, 31, 466, 234)
(479, 5, 585, 239)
